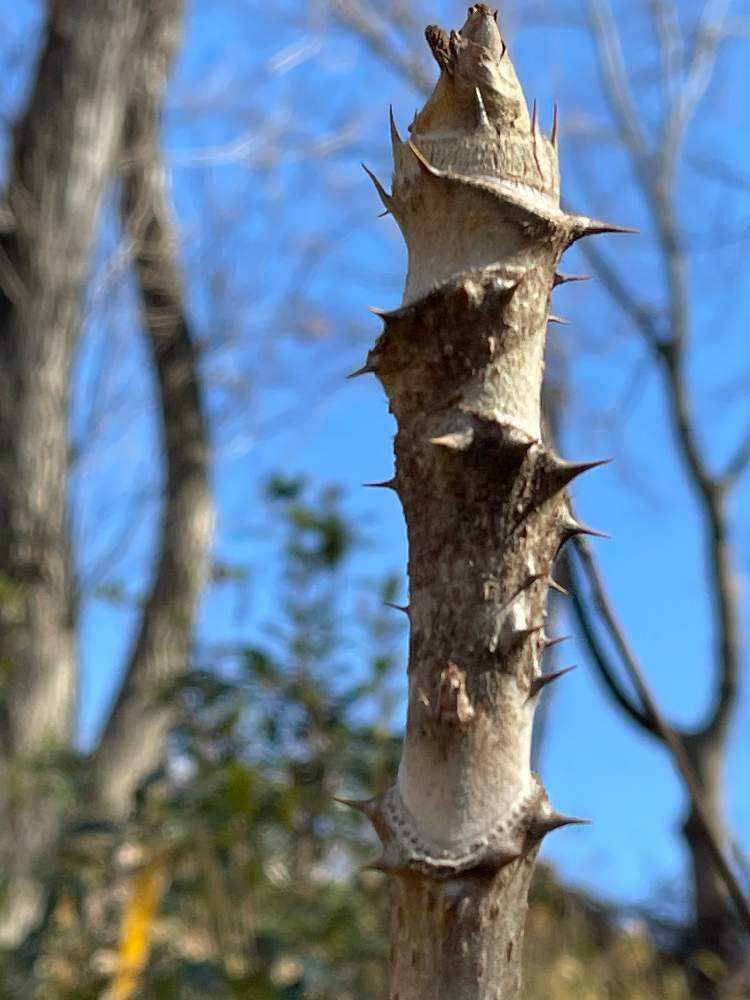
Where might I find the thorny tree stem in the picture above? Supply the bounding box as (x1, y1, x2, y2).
(346, 7, 630, 997)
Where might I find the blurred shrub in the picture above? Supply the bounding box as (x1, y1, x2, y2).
(0, 479, 726, 998)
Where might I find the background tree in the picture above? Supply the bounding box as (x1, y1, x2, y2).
(0, 0, 212, 943)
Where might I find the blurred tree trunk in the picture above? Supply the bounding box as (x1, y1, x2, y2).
(683, 731, 743, 979)
(0, 0, 211, 946)
(347, 6, 622, 996)
(91, 0, 213, 822)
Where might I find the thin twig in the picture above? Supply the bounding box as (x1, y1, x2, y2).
(330, 0, 432, 96)
(587, 0, 741, 741)
(722, 426, 750, 486)
(560, 550, 656, 736)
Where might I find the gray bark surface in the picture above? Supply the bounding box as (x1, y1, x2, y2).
(349, 6, 627, 997)
(0, 0, 151, 946)
(90, 0, 214, 821)
(0, 0, 212, 944)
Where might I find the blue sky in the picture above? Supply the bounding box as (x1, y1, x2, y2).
(4, 0, 750, 922)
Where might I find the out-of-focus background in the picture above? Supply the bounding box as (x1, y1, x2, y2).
(0, 0, 748, 996)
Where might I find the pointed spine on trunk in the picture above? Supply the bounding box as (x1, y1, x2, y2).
(554, 272, 591, 286)
(527, 665, 577, 700)
(385, 601, 410, 617)
(363, 478, 398, 491)
(527, 811, 590, 841)
(361, 162, 393, 216)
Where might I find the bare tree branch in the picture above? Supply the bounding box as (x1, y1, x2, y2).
(723, 426, 750, 485)
(576, 238, 661, 345)
(330, 0, 432, 96)
(90, 0, 214, 820)
(562, 547, 658, 737)
(586, 0, 653, 170)
(647, 0, 684, 112)
(587, 0, 740, 745)
(568, 539, 750, 938)
(660, 0, 731, 180)
(0, 0, 154, 947)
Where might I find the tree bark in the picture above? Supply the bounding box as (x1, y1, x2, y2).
(0, 0, 151, 947)
(683, 731, 748, 991)
(348, 6, 627, 997)
(90, 0, 214, 820)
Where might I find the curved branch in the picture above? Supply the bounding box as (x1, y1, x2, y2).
(562, 547, 658, 737)
(722, 425, 750, 486)
(587, 0, 741, 746)
(568, 539, 750, 936)
(90, 0, 214, 819)
(330, 0, 433, 96)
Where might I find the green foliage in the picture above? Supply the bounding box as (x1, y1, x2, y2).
(1, 479, 401, 998)
(0, 479, 719, 998)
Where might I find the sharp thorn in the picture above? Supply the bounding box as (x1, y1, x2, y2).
(407, 140, 441, 178)
(474, 86, 491, 130)
(510, 624, 544, 650)
(377, 209, 390, 218)
(361, 162, 393, 213)
(554, 272, 591, 286)
(385, 602, 410, 617)
(334, 796, 379, 819)
(368, 305, 388, 317)
(346, 364, 376, 380)
(549, 457, 612, 489)
(480, 849, 522, 872)
(530, 99, 544, 178)
(389, 104, 403, 149)
(527, 665, 577, 700)
(548, 577, 570, 597)
(585, 220, 639, 236)
(529, 812, 591, 840)
(548, 314, 570, 326)
(551, 102, 559, 148)
(559, 512, 611, 542)
(568, 215, 639, 244)
(503, 572, 546, 607)
(363, 479, 398, 490)
(542, 634, 570, 651)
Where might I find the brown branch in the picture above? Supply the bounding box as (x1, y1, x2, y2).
(647, 0, 684, 112)
(587, 0, 741, 744)
(585, 0, 653, 170)
(561, 549, 658, 737)
(91, 0, 214, 819)
(575, 238, 661, 345)
(569, 538, 750, 937)
(722, 426, 750, 486)
(660, 0, 731, 181)
(330, 0, 433, 96)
